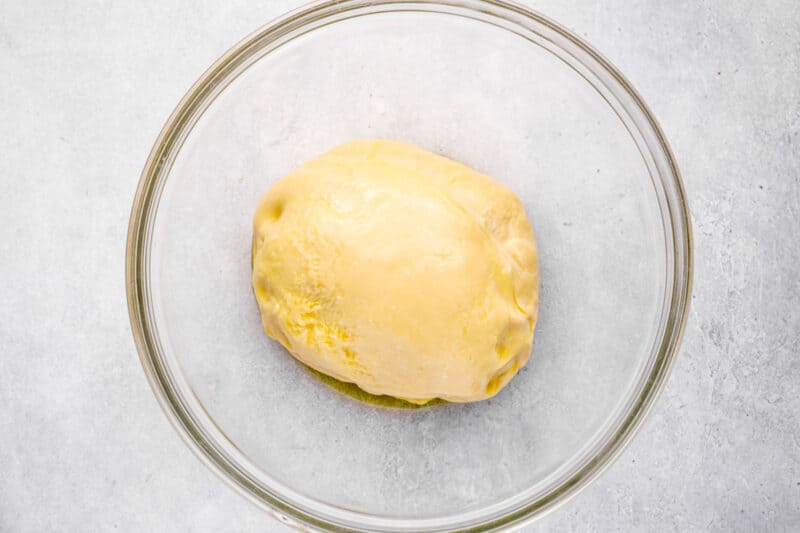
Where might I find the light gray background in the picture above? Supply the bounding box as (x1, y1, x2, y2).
(0, 1, 798, 531)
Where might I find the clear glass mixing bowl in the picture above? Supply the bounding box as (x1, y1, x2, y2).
(126, 0, 692, 530)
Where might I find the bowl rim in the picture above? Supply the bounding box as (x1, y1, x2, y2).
(126, 0, 693, 530)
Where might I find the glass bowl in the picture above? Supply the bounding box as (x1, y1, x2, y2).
(126, 0, 692, 530)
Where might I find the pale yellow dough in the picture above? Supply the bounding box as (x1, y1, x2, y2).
(252, 140, 539, 403)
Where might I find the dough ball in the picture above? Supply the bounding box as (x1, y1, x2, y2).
(252, 140, 538, 403)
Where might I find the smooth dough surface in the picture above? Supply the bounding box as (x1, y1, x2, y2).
(252, 140, 539, 403)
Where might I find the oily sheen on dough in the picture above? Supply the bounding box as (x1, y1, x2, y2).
(252, 140, 539, 403)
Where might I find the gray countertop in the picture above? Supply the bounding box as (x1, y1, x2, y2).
(1, 1, 798, 531)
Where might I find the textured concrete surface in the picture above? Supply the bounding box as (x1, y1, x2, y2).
(0, 1, 798, 532)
